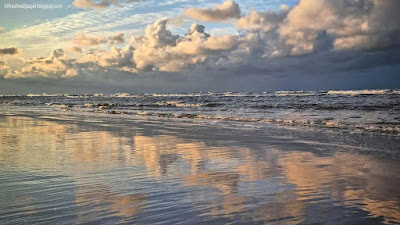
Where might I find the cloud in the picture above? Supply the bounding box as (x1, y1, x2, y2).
(110, 32, 125, 44)
(72, 32, 125, 46)
(0, 47, 21, 55)
(231, 0, 400, 57)
(65, 46, 83, 53)
(278, 0, 400, 53)
(72, 0, 119, 10)
(72, 0, 144, 10)
(235, 5, 290, 32)
(0, 61, 9, 70)
(72, 33, 108, 46)
(184, 0, 241, 22)
(3, 49, 78, 79)
(130, 19, 238, 72)
(0, 61, 10, 78)
(77, 45, 136, 72)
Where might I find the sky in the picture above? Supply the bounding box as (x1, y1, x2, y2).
(0, 0, 399, 94)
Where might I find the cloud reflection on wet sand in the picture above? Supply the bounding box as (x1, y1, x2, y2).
(0, 115, 399, 224)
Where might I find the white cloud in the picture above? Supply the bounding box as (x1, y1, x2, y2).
(131, 19, 239, 72)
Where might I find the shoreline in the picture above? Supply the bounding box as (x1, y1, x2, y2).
(2, 104, 400, 137)
(1, 107, 400, 159)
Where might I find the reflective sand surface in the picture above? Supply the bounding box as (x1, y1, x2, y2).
(0, 114, 400, 224)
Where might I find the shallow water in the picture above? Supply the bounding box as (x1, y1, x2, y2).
(0, 114, 400, 224)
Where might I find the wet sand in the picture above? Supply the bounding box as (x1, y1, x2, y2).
(0, 113, 400, 224)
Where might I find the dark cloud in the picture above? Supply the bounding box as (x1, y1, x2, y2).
(0, 47, 20, 55)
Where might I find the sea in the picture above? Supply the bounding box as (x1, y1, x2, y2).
(1, 89, 399, 134)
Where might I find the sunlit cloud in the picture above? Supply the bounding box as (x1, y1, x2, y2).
(184, 0, 241, 22)
(65, 46, 83, 53)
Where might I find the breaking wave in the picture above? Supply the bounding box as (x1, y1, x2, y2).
(1, 89, 399, 134)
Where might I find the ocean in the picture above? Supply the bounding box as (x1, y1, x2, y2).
(1, 89, 399, 134)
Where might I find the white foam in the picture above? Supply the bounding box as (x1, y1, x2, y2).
(327, 89, 391, 95)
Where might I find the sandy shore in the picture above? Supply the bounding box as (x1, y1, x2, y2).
(0, 111, 400, 224)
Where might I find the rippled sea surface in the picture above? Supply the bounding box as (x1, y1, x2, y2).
(1, 89, 399, 134)
(1, 90, 400, 224)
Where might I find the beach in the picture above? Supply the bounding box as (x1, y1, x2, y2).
(1, 108, 400, 224)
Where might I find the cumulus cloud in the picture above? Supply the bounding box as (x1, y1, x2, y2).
(232, 0, 400, 56)
(184, 0, 241, 22)
(3, 49, 78, 79)
(130, 19, 238, 72)
(77, 45, 136, 72)
(278, 0, 400, 53)
(235, 5, 290, 32)
(0, 47, 21, 55)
